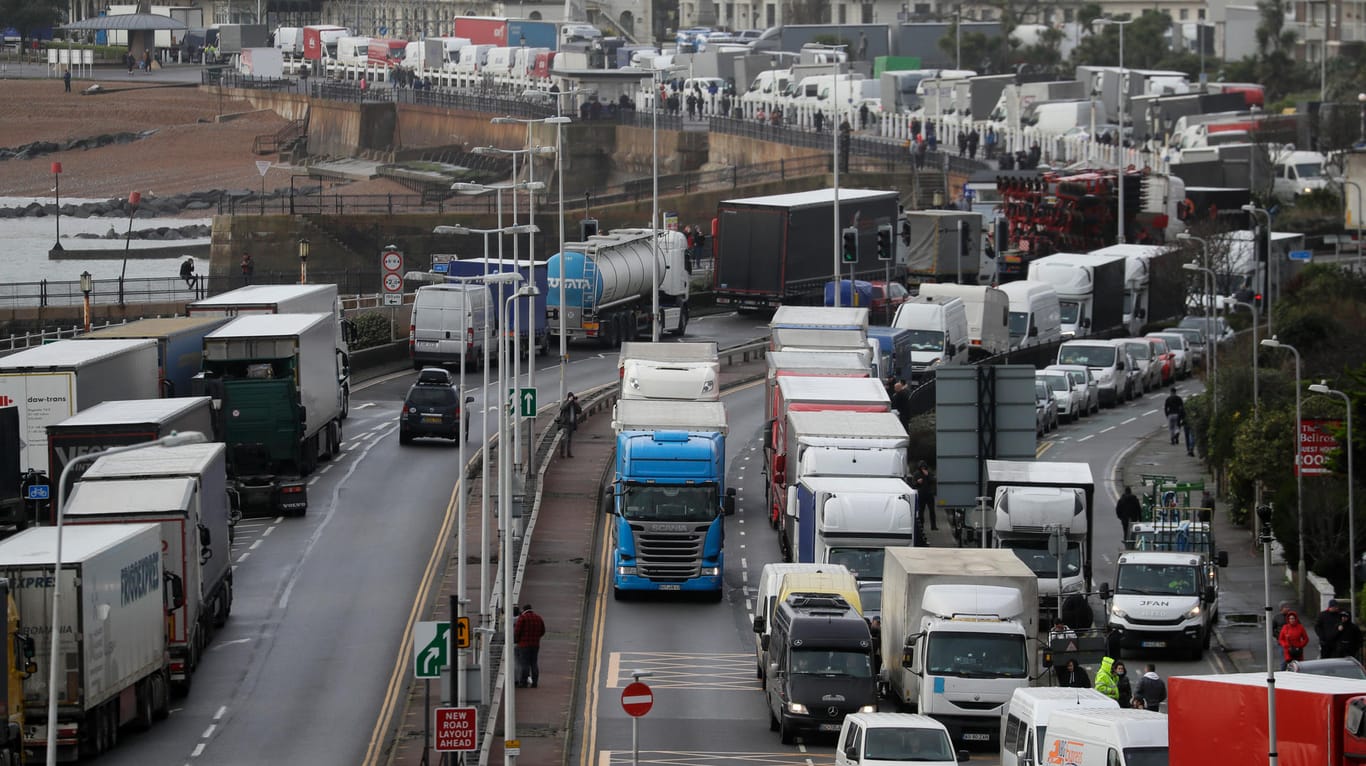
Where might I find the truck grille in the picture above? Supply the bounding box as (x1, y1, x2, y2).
(1127, 615, 1185, 626)
(631, 524, 706, 580)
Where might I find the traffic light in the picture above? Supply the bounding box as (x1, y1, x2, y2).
(876, 224, 894, 261)
(580, 218, 599, 240)
(841, 227, 859, 263)
(1254, 292, 1264, 311)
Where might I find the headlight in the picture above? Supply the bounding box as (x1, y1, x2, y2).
(628, 377, 641, 390)
(1110, 606, 1128, 620)
(700, 566, 719, 576)
(929, 358, 942, 367)
(1063, 581, 1085, 594)
(1096, 370, 1112, 383)
(787, 702, 808, 714)
(859, 705, 877, 713)
(1183, 605, 1202, 620)
(617, 566, 637, 575)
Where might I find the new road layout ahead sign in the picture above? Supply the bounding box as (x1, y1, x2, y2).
(433, 707, 477, 752)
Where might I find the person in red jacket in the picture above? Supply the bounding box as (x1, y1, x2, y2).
(1278, 610, 1310, 669)
(513, 604, 547, 688)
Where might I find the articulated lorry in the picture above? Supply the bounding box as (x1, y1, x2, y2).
(1026, 253, 1127, 338)
(778, 411, 913, 566)
(546, 228, 691, 347)
(991, 482, 1088, 622)
(617, 342, 719, 401)
(80, 316, 230, 397)
(0, 339, 160, 483)
(197, 314, 343, 516)
(881, 547, 1039, 749)
(713, 189, 902, 310)
(46, 397, 215, 501)
(65, 443, 233, 695)
(1089, 244, 1186, 335)
(769, 306, 876, 372)
(1169, 672, 1366, 764)
(0, 524, 173, 762)
(188, 284, 353, 419)
(606, 399, 734, 599)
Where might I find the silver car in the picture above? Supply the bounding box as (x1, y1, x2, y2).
(1118, 339, 1161, 394)
(1037, 370, 1085, 423)
(1048, 364, 1100, 416)
(1035, 379, 1059, 434)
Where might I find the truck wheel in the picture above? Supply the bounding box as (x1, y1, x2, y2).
(134, 681, 155, 731)
(340, 385, 350, 421)
(151, 671, 170, 720)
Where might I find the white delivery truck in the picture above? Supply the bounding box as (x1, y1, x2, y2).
(915, 283, 1011, 357)
(0, 524, 172, 761)
(1106, 548, 1226, 660)
(617, 342, 720, 401)
(199, 314, 343, 515)
(881, 547, 1039, 749)
(188, 284, 354, 419)
(65, 443, 234, 695)
(0, 339, 159, 479)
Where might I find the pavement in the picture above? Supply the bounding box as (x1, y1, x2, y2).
(384, 361, 1299, 765)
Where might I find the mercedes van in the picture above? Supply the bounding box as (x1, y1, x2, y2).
(410, 283, 491, 370)
(753, 563, 861, 679)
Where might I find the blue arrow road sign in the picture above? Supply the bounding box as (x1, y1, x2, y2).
(1288, 249, 1312, 262)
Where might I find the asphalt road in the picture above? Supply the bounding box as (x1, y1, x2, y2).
(92, 314, 764, 765)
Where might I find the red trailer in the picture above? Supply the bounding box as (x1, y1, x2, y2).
(1170, 673, 1366, 766)
(532, 50, 555, 79)
(453, 16, 509, 45)
(367, 39, 406, 67)
(302, 24, 348, 60)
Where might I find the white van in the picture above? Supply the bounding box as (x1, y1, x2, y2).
(997, 280, 1062, 350)
(1272, 149, 1331, 200)
(1033, 708, 1167, 766)
(1029, 99, 1103, 134)
(335, 36, 371, 66)
(915, 283, 1011, 357)
(838, 713, 963, 766)
(456, 43, 494, 72)
(1000, 687, 1118, 766)
(409, 284, 491, 370)
(1056, 340, 1128, 407)
(482, 46, 515, 76)
(891, 297, 970, 380)
(752, 563, 858, 679)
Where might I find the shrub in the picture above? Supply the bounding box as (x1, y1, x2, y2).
(350, 312, 393, 350)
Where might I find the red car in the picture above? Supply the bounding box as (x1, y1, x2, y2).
(1147, 337, 1175, 385)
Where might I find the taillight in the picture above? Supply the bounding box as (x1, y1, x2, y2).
(467, 326, 474, 349)
(409, 324, 416, 354)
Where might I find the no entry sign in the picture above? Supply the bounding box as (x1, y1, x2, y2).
(621, 681, 653, 717)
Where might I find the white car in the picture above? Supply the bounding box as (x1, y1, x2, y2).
(1117, 338, 1161, 394)
(1037, 370, 1085, 423)
(1047, 364, 1100, 416)
(1147, 332, 1191, 379)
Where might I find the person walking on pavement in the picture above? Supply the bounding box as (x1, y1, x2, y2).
(513, 603, 546, 688)
(1094, 656, 1119, 701)
(63, 68, 71, 92)
(1331, 610, 1363, 660)
(1113, 661, 1133, 708)
(1317, 599, 1343, 658)
(1134, 665, 1166, 710)
(1164, 387, 1185, 445)
(1271, 601, 1293, 645)
(1278, 611, 1310, 669)
(912, 460, 937, 530)
(557, 392, 583, 458)
(1182, 404, 1196, 456)
(1116, 486, 1142, 538)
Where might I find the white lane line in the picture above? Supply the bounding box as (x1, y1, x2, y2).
(1079, 435, 1095, 442)
(741, 558, 748, 569)
(249, 540, 262, 551)
(202, 724, 216, 738)
(1122, 417, 1137, 424)
(236, 552, 250, 563)
(308, 477, 321, 486)
(191, 744, 205, 758)
(1100, 426, 1116, 433)
(261, 526, 275, 538)
(355, 402, 376, 409)
(214, 706, 227, 721)
(1143, 409, 1158, 416)
(274, 516, 284, 523)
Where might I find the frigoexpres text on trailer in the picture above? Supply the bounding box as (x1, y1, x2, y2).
(120, 552, 161, 606)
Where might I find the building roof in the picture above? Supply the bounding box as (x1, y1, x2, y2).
(63, 13, 189, 31)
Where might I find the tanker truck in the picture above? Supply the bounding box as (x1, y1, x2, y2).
(546, 228, 690, 347)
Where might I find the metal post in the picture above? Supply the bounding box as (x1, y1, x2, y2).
(1258, 504, 1280, 766)
(1292, 347, 1303, 604)
(1118, 21, 1126, 245)
(480, 235, 492, 634)
(1312, 384, 1356, 620)
(457, 296, 468, 708)
(651, 71, 661, 341)
(500, 289, 516, 766)
(832, 58, 841, 307)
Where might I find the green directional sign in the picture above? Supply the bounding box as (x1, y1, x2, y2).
(414, 620, 450, 679)
(519, 387, 537, 417)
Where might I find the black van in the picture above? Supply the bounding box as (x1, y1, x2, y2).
(763, 594, 877, 744)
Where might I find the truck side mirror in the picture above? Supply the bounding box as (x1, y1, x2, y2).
(601, 486, 615, 515)
(1137, 308, 1147, 319)
(762, 635, 771, 651)
(15, 634, 35, 678)
(465, 396, 475, 404)
(958, 749, 971, 762)
(1216, 551, 1229, 567)
(753, 615, 765, 634)
(724, 487, 737, 516)
(1028, 325, 1038, 337)
(1099, 582, 1112, 601)
(199, 523, 211, 548)
(1117, 360, 1126, 370)
(1204, 585, 1217, 603)
(1082, 317, 1091, 328)
(164, 572, 186, 612)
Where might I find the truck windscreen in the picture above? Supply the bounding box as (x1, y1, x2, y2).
(1116, 564, 1199, 596)
(791, 648, 873, 678)
(902, 329, 944, 352)
(828, 547, 884, 580)
(926, 634, 1027, 678)
(620, 485, 717, 522)
(1006, 541, 1081, 577)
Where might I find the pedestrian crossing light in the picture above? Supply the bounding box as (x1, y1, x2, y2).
(876, 224, 894, 261)
(841, 227, 859, 263)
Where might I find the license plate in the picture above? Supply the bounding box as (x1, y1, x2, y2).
(416, 341, 437, 349)
(819, 724, 842, 732)
(962, 733, 991, 742)
(1141, 641, 1167, 648)
(422, 415, 442, 423)
(658, 584, 681, 591)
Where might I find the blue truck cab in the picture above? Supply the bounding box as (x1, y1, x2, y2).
(607, 400, 734, 600)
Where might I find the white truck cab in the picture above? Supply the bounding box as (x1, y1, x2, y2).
(617, 341, 719, 401)
(837, 712, 965, 765)
(1106, 549, 1227, 660)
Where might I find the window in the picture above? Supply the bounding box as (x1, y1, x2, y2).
(1198, 8, 1206, 18)
(1180, 8, 1189, 19)
(844, 725, 863, 758)
(1004, 714, 1025, 755)
(838, 4, 847, 23)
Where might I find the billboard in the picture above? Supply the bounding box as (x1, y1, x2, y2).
(1297, 418, 1342, 477)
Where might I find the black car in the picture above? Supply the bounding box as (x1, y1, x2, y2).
(399, 375, 472, 445)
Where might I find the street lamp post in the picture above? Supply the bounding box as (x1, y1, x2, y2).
(1241, 205, 1278, 336)
(1180, 235, 1219, 415)
(1358, 92, 1366, 146)
(1309, 381, 1355, 620)
(79, 271, 92, 333)
(45, 430, 208, 766)
(1097, 16, 1137, 244)
(51, 162, 63, 252)
(1262, 335, 1306, 604)
(1232, 299, 1259, 416)
(298, 238, 310, 285)
(1256, 502, 1281, 766)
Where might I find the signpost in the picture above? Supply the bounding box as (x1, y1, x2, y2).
(434, 707, 477, 752)
(381, 245, 404, 306)
(622, 679, 653, 766)
(519, 387, 537, 418)
(256, 160, 271, 214)
(1288, 249, 1313, 262)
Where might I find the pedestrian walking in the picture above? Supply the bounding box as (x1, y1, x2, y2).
(1116, 485, 1142, 536)
(912, 460, 937, 531)
(858, 102, 869, 130)
(1317, 600, 1343, 658)
(1278, 611, 1310, 669)
(985, 127, 997, 159)
(957, 129, 967, 157)
(239, 251, 254, 285)
(1164, 387, 1185, 445)
(968, 128, 980, 160)
(1271, 601, 1293, 645)
(814, 109, 825, 133)
(557, 392, 583, 458)
(1113, 661, 1133, 708)
(915, 137, 928, 169)
(1054, 659, 1090, 688)
(63, 68, 71, 92)
(513, 604, 546, 688)
(1182, 405, 1195, 456)
(1094, 656, 1119, 701)
(1133, 664, 1166, 710)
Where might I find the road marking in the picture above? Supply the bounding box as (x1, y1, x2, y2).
(741, 558, 748, 569)
(261, 526, 274, 537)
(1123, 417, 1137, 424)
(249, 540, 262, 551)
(236, 552, 250, 563)
(308, 477, 320, 486)
(580, 483, 614, 766)
(214, 706, 227, 721)
(1078, 435, 1095, 442)
(211, 639, 250, 649)
(202, 724, 216, 738)
(355, 402, 375, 409)
(1143, 409, 1158, 416)
(191, 744, 205, 758)
(1101, 426, 1116, 433)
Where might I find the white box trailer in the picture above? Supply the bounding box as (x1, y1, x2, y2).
(617, 342, 720, 401)
(0, 339, 159, 477)
(66, 443, 234, 692)
(881, 547, 1039, 749)
(0, 524, 170, 761)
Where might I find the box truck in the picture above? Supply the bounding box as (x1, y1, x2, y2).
(617, 342, 719, 401)
(79, 316, 229, 397)
(0, 524, 172, 762)
(64, 444, 233, 695)
(46, 396, 214, 498)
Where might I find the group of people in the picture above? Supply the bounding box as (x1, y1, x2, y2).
(124, 49, 155, 74)
(1049, 622, 1168, 709)
(1271, 599, 1362, 668)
